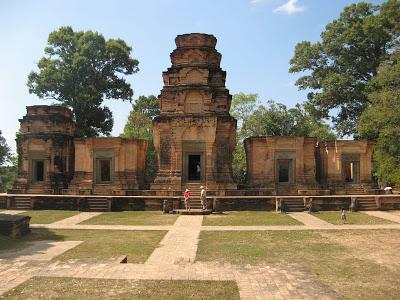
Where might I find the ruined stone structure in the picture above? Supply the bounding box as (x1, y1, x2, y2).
(245, 137, 320, 195)
(10, 33, 378, 203)
(66, 138, 147, 195)
(318, 140, 375, 194)
(151, 33, 237, 191)
(12, 106, 147, 195)
(12, 106, 75, 194)
(245, 136, 376, 195)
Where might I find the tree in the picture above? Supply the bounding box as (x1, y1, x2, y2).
(121, 95, 159, 184)
(243, 100, 336, 141)
(358, 49, 400, 186)
(230, 93, 259, 184)
(27, 26, 139, 137)
(0, 130, 10, 166)
(0, 130, 16, 192)
(289, 0, 400, 136)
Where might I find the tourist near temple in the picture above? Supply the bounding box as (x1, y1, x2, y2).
(2, 33, 394, 213)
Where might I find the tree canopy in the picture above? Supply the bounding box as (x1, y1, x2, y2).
(358, 49, 400, 186)
(121, 95, 159, 184)
(289, 0, 400, 136)
(27, 26, 139, 137)
(0, 130, 16, 192)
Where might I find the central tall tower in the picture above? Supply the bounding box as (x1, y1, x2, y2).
(151, 33, 237, 191)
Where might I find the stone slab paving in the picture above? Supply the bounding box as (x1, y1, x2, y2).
(364, 211, 400, 223)
(28, 261, 341, 300)
(31, 224, 173, 231)
(146, 215, 203, 264)
(289, 212, 333, 227)
(0, 241, 82, 295)
(201, 224, 400, 231)
(50, 212, 102, 226)
(0, 241, 83, 261)
(0, 210, 26, 215)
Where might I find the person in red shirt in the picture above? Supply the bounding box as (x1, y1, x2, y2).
(184, 189, 191, 211)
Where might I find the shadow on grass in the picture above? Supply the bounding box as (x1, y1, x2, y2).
(0, 228, 67, 253)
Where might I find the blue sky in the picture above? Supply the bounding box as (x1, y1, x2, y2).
(0, 0, 383, 152)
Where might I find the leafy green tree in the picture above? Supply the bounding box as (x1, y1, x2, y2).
(0, 156, 18, 193)
(0, 130, 10, 166)
(230, 93, 259, 184)
(244, 100, 336, 141)
(27, 26, 139, 137)
(289, 0, 400, 136)
(358, 49, 400, 186)
(121, 95, 159, 184)
(0, 130, 16, 192)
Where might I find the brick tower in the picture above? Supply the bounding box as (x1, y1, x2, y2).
(151, 33, 237, 191)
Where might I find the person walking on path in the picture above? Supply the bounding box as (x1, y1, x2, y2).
(184, 189, 191, 211)
(200, 186, 207, 210)
(341, 207, 347, 224)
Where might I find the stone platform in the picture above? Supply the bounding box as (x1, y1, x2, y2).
(172, 209, 212, 215)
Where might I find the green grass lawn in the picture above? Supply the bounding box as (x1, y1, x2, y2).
(18, 210, 79, 224)
(203, 211, 302, 226)
(80, 211, 178, 226)
(3, 278, 240, 300)
(0, 229, 166, 263)
(311, 211, 394, 225)
(197, 230, 400, 299)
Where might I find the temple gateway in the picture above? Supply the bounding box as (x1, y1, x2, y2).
(6, 33, 384, 212)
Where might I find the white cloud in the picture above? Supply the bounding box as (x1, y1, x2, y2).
(273, 0, 304, 14)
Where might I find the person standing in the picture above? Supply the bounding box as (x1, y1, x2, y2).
(200, 186, 207, 210)
(341, 207, 347, 224)
(184, 189, 191, 211)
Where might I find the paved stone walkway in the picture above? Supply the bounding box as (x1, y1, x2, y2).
(0, 210, 26, 215)
(146, 215, 202, 264)
(32, 224, 173, 231)
(0, 241, 82, 295)
(201, 224, 400, 231)
(50, 212, 102, 226)
(364, 211, 400, 223)
(289, 212, 333, 227)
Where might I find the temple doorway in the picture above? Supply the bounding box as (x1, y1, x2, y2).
(343, 161, 360, 183)
(277, 159, 294, 184)
(33, 160, 44, 182)
(188, 154, 201, 181)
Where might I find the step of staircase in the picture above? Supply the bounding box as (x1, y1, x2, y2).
(283, 198, 305, 212)
(87, 198, 110, 212)
(357, 198, 377, 210)
(11, 197, 32, 210)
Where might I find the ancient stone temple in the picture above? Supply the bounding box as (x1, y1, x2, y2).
(245, 136, 320, 195)
(12, 106, 75, 194)
(66, 137, 147, 195)
(151, 33, 237, 191)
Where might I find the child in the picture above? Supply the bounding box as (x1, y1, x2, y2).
(341, 207, 347, 224)
(184, 189, 191, 211)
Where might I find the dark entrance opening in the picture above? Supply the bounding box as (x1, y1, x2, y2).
(278, 159, 290, 183)
(34, 160, 44, 182)
(188, 155, 201, 181)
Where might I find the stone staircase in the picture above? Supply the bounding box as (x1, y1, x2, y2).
(356, 197, 378, 211)
(11, 197, 33, 210)
(172, 183, 211, 215)
(86, 197, 110, 212)
(345, 184, 367, 195)
(283, 198, 305, 212)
